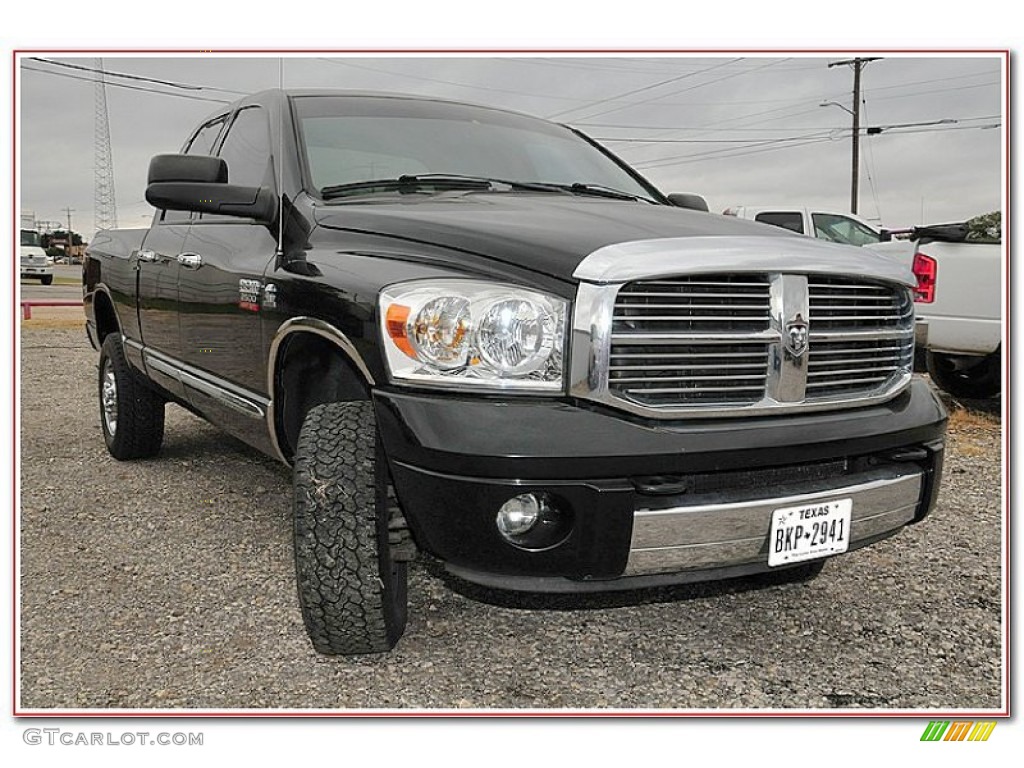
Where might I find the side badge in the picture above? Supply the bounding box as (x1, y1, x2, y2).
(263, 283, 277, 309)
(239, 279, 262, 311)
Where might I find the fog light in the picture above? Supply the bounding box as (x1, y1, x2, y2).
(496, 494, 541, 538)
(495, 492, 573, 550)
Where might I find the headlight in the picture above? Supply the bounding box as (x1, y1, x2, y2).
(379, 279, 568, 391)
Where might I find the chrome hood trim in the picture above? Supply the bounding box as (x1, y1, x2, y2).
(573, 235, 916, 287)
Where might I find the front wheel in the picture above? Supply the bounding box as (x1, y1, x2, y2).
(292, 401, 408, 655)
(927, 350, 1001, 399)
(40, 275, 53, 286)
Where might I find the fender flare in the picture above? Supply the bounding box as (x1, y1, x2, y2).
(265, 316, 376, 464)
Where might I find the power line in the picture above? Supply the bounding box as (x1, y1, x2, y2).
(594, 133, 834, 144)
(315, 57, 588, 102)
(578, 114, 1002, 133)
(643, 136, 838, 169)
(21, 64, 232, 104)
(634, 132, 835, 169)
(631, 121, 999, 172)
(860, 95, 883, 222)
(566, 58, 793, 124)
(545, 58, 743, 120)
(27, 57, 247, 95)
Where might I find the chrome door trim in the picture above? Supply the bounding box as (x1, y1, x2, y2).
(143, 348, 268, 420)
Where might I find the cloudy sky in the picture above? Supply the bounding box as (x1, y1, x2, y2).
(18, 53, 1003, 241)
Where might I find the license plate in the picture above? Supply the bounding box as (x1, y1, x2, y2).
(768, 498, 851, 567)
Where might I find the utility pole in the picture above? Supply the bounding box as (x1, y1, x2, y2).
(62, 206, 74, 256)
(828, 57, 881, 215)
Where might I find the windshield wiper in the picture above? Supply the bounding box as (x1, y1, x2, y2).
(562, 183, 656, 203)
(321, 174, 495, 200)
(320, 174, 657, 203)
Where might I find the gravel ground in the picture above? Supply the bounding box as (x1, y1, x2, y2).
(19, 325, 1003, 711)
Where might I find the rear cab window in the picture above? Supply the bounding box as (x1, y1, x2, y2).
(754, 211, 805, 234)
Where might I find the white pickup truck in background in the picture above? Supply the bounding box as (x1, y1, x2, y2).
(722, 206, 883, 247)
(874, 221, 1002, 399)
(724, 206, 1002, 399)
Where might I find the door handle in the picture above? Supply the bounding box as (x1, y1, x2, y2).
(177, 252, 203, 270)
(137, 249, 158, 262)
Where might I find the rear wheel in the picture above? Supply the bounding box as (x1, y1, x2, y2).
(927, 350, 1001, 399)
(292, 401, 408, 655)
(98, 334, 165, 460)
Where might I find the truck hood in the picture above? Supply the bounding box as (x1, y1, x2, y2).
(313, 195, 914, 286)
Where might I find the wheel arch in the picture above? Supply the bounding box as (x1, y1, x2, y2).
(267, 317, 377, 463)
(91, 286, 122, 342)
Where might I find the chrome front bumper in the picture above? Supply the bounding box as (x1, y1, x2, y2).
(625, 467, 923, 576)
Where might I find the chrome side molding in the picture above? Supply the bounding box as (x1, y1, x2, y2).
(143, 348, 268, 420)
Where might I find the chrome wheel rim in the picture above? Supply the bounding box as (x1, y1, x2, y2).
(101, 359, 118, 435)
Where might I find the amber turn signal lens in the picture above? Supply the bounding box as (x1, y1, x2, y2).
(385, 304, 416, 358)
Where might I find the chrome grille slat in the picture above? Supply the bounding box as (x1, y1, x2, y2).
(604, 273, 913, 412)
(611, 363, 767, 372)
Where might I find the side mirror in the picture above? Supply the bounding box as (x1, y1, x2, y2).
(145, 154, 276, 223)
(667, 192, 709, 212)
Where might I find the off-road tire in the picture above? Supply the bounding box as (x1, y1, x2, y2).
(98, 334, 165, 460)
(293, 401, 408, 655)
(927, 350, 1001, 399)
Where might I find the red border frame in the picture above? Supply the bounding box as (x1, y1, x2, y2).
(11, 47, 1012, 719)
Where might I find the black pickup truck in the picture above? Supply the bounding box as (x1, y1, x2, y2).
(84, 89, 947, 656)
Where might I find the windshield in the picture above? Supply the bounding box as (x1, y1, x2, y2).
(21, 229, 41, 247)
(294, 96, 659, 202)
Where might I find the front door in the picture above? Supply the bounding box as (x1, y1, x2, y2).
(174, 105, 278, 454)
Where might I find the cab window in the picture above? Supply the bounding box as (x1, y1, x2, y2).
(812, 213, 881, 246)
(162, 115, 229, 224)
(755, 211, 805, 234)
(216, 107, 272, 189)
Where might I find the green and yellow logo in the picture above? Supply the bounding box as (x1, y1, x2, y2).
(921, 721, 997, 742)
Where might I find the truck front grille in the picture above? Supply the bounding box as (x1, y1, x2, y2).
(808, 276, 913, 330)
(806, 337, 915, 399)
(601, 273, 913, 416)
(613, 275, 771, 334)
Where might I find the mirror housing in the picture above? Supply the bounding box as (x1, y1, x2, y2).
(667, 192, 709, 212)
(148, 153, 227, 184)
(145, 153, 276, 223)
